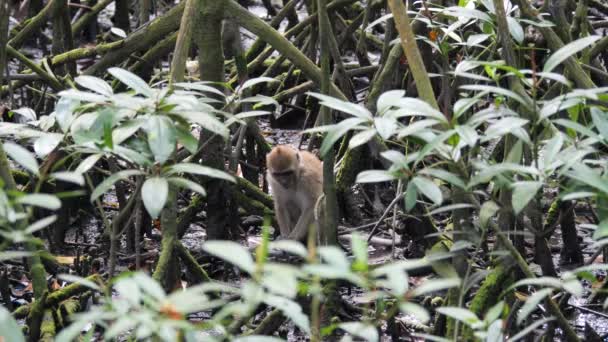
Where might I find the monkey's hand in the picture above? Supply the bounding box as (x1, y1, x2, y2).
(287, 207, 316, 242)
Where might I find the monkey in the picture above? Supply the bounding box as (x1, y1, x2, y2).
(266, 145, 323, 242)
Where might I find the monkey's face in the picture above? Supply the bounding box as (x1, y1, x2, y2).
(271, 169, 297, 189)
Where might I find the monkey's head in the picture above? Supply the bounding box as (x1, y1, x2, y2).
(267, 145, 300, 189)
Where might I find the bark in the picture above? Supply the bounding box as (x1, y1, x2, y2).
(153, 185, 181, 291)
(317, 0, 339, 246)
(494, 228, 580, 342)
(387, 0, 438, 109)
(114, 0, 130, 33)
(84, 2, 185, 75)
(195, 0, 234, 240)
(170, 0, 199, 85)
(72, 0, 113, 38)
(515, 0, 596, 89)
(9, 0, 62, 50)
(559, 201, 584, 265)
(225, 0, 347, 100)
(0, 0, 8, 87)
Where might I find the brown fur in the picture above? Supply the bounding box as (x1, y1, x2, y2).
(266, 145, 323, 241)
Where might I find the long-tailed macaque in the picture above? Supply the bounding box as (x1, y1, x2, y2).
(266, 145, 323, 241)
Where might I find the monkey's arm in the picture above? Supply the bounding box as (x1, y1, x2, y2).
(287, 207, 316, 241)
(274, 202, 293, 238)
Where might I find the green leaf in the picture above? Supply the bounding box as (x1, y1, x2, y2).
(377, 90, 405, 113)
(32, 134, 62, 158)
(466, 34, 491, 47)
(532, 71, 572, 86)
(380, 150, 408, 166)
(75, 75, 113, 96)
(591, 107, 608, 140)
(174, 111, 229, 139)
(166, 163, 235, 183)
(356, 170, 397, 183)
(168, 177, 206, 197)
(17, 194, 61, 210)
(318, 246, 350, 270)
(374, 117, 397, 139)
(133, 272, 166, 300)
(58, 273, 101, 291)
(239, 94, 279, 108)
(517, 288, 553, 325)
(141, 177, 168, 218)
(483, 117, 529, 141)
(349, 129, 377, 149)
(436, 307, 480, 326)
(238, 77, 278, 93)
(455, 125, 478, 147)
(485, 301, 505, 325)
(510, 317, 555, 342)
(399, 302, 430, 323)
(543, 35, 601, 73)
(24, 215, 57, 234)
(174, 82, 226, 97)
(0, 251, 32, 261)
(553, 118, 602, 140)
(235, 111, 271, 120)
(90, 170, 144, 202)
(486, 319, 504, 342)
(203, 241, 255, 274)
(411, 278, 460, 296)
(540, 134, 563, 170)
(11, 107, 36, 121)
(460, 84, 531, 108)
(350, 233, 368, 269)
(112, 120, 144, 145)
(339, 322, 379, 342)
(108, 67, 154, 97)
(320, 117, 369, 157)
(51, 171, 85, 186)
(175, 126, 199, 155)
(506, 17, 524, 44)
(405, 180, 417, 211)
(414, 130, 456, 165)
(59, 89, 108, 103)
(566, 164, 608, 195)
(105, 317, 138, 339)
(392, 98, 447, 123)
(262, 264, 300, 298)
(428, 203, 475, 215)
(419, 168, 466, 189)
(412, 177, 443, 205)
(264, 295, 310, 334)
(444, 6, 492, 22)
(396, 119, 439, 138)
(511, 181, 542, 215)
(307, 92, 373, 119)
(469, 163, 539, 187)
(479, 201, 500, 230)
(594, 219, 608, 240)
(510, 277, 564, 292)
(0, 306, 25, 342)
(76, 154, 102, 173)
(145, 115, 177, 164)
(3, 141, 40, 175)
(54, 97, 79, 132)
(269, 240, 308, 258)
